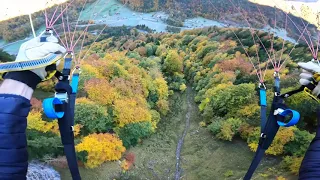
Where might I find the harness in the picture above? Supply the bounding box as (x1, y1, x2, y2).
(244, 72, 301, 180)
(41, 30, 82, 180)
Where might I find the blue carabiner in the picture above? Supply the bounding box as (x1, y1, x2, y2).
(43, 98, 65, 119)
(277, 109, 300, 127)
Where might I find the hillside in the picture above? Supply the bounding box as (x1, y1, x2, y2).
(118, 0, 317, 40)
(0, 0, 319, 179)
(24, 24, 317, 179)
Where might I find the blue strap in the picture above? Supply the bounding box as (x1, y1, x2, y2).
(259, 89, 267, 106)
(71, 74, 80, 94)
(64, 58, 72, 70)
(56, 83, 81, 180)
(42, 55, 81, 179)
(274, 77, 280, 93)
(42, 98, 65, 119)
(259, 89, 267, 132)
(277, 109, 300, 127)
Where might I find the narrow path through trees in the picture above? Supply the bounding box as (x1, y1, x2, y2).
(175, 87, 192, 180)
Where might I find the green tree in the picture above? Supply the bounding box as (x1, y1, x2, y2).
(75, 103, 114, 135)
(114, 122, 153, 148)
(163, 50, 183, 74)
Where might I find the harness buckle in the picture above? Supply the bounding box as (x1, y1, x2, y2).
(274, 71, 280, 79)
(72, 66, 81, 75)
(258, 82, 266, 90)
(259, 133, 267, 145)
(55, 92, 69, 103)
(274, 108, 284, 115)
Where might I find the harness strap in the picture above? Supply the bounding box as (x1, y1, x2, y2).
(42, 55, 81, 180)
(244, 98, 284, 180)
(244, 147, 265, 180)
(56, 57, 81, 180)
(259, 88, 267, 132)
(245, 76, 300, 179)
(40, 32, 81, 179)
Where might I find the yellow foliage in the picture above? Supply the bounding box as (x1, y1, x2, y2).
(205, 83, 233, 98)
(121, 160, 130, 171)
(249, 142, 259, 152)
(217, 123, 234, 141)
(238, 104, 260, 117)
(76, 133, 126, 168)
(114, 97, 152, 127)
(259, 173, 269, 178)
(282, 156, 303, 175)
(27, 110, 82, 137)
(248, 127, 295, 155)
(150, 110, 161, 131)
(76, 97, 95, 105)
(104, 51, 127, 61)
(73, 124, 83, 137)
(277, 176, 287, 180)
(154, 78, 169, 100)
(266, 127, 295, 155)
(199, 98, 210, 112)
(27, 111, 59, 134)
(199, 121, 206, 127)
(80, 64, 103, 79)
(179, 84, 187, 92)
(85, 79, 119, 105)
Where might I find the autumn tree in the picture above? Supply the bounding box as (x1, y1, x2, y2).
(85, 78, 119, 105)
(163, 50, 183, 74)
(76, 133, 126, 168)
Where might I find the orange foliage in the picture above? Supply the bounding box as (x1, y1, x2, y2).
(111, 77, 146, 97)
(214, 57, 252, 74)
(137, 47, 147, 57)
(85, 78, 119, 105)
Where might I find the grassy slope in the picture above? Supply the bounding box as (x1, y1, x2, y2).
(56, 87, 297, 180)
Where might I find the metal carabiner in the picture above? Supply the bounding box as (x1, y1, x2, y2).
(258, 82, 267, 90)
(64, 51, 74, 59)
(273, 71, 280, 79)
(72, 66, 81, 75)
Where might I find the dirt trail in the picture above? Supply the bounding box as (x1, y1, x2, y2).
(175, 86, 193, 180)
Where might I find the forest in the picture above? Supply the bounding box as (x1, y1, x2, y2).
(19, 22, 315, 179)
(0, 0, 319, 179)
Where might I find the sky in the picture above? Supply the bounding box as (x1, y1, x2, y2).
(0, 0, 67, 21)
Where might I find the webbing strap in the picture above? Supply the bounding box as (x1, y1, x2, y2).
(244, 99, 282, 179)
(243, 147, 265, 180)
(259, 89, 267, 132)
(56, 58, 81, 180)
(71, 74, 80, 94)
